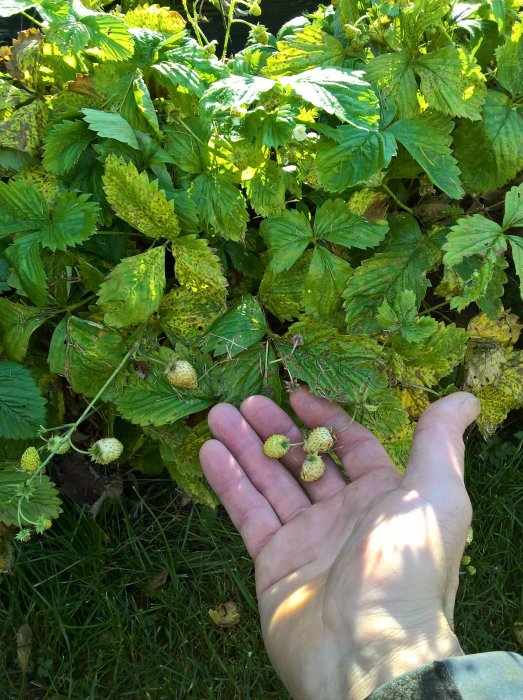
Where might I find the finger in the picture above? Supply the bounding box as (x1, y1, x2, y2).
(403, 392, 481, 494)
(199, 440, 281, 558)
(290, 389, 398, 481)
(240, 395, 346, 501)
(207, 403, 311, 523)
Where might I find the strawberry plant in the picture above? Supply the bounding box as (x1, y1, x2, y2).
(0, 0, 522, 551)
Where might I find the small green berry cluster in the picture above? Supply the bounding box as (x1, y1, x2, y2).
(262, 427, 336, 483)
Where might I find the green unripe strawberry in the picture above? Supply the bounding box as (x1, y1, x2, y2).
(303, 427, 335, 454)
(263, 434, 290, 459)
(89, 437, 124, 465)
(47, 435, 70, 455)
(20, 446, 40, 472)
(167, 360, 198, 390)
(300, 454, 325, 482)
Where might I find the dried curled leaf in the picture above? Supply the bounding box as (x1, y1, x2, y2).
(208, 601, 240, 628)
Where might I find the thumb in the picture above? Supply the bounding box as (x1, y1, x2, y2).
(403, 392, 481, 493)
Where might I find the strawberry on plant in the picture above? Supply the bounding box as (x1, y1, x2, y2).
(47, 435, 70, 455)
(166, 360, 198, 390)
(263, 434, 290, 459)
(300, 454, 325, 482)
(20, 447, 40, 472)
(303, 427, 335, 454)
(89, 438, 123, 465)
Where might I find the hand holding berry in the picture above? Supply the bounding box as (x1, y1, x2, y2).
(200, 389, 481, 700)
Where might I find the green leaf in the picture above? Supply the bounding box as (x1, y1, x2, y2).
(0, 361, 46, 439)
(164, 124, 209, 175)
(503, 183, 523, 229)
(40, 192, 99, 252)
(303, 246, 352, 322)
(211, 343, 280, 405)
(343, 215, 441, 333)
(414, 46, 486, 120)
(0, 299, 48, 362)
(453, 90, 523, 192)
(442, 215, 505, 265)
(79, 13, 134, 61)
(506, 235, 523, 299)
(43, 120, 94, 175)
(313, 198, 388, 250)
(377, 290, 438, 342)
(260, 209, 313, 273)
(55, 316, 126, 398)
(316, 126, 396, 192)
(171, 235, 228, 303)
(275, 321, 387, 403)
(190, 173, 248, 241)
(0, 180, 47, 236)
(244, 160, 289, 218)
(98, 247, 166, 328)
(82, 109, 139, 149)
(0, 256, 10, 293)
(117, 353, 213, 427)
(203, 295, 267, 358)
(103, 155, 180, 241)
(259, 251, 311, 321)
(495, 22, 523, 97)
(147, 423, 217, 507)
(200, 75, 275, 119)
(258, 106, 296, 149)
(133, 70, 162, 139)
(152, 62, 205, 98)
(388, 116, 464, 199)
(364, 52, 419, 119)
(4, 234, 50, 307)
(0, 467, 62, 528)
(264, 25, 345, 77)
(279, 67, 381, 129)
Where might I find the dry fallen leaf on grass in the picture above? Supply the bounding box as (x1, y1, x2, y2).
(208, 601, 240, 628)
(16, 623, 32, 673)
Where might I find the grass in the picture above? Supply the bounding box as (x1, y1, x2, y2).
(0, 431, 522, 698)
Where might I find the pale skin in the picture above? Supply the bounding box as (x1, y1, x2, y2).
(199, 389, 481, 700)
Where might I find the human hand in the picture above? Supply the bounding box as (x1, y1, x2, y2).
(199, 390, 481, 700)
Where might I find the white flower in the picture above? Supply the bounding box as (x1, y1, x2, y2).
(292, 124, 308, 142)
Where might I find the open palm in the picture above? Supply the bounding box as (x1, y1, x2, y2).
(200, 390, 480, 700)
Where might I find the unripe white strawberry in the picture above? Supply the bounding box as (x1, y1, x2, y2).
(166, 360, 198, 389)
(263, 434, 290, 459)
(303, 427, 335, 454)
(20, 447, 40, 472)
(300, 454, 325, 482)
(47, 435, 70, 455)
(89, 437, 123, 465)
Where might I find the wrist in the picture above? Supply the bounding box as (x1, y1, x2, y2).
(348, 611, 463, 700)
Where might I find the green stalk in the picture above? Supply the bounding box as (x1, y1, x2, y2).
(31, 341, 138, 479)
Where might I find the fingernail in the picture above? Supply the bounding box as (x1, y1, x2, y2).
(461, 394, 481, 419)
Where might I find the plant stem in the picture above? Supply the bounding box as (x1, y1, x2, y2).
(382, 183, 414, 214)
(21, 10, 44, 28)
(31, 342, 138, 478)
(221, 0, 237, 60)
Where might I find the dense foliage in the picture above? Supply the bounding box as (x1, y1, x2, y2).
(0, 0, 522, 547)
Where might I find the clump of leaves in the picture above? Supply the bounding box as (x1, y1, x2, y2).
(0, 0, 522, 544)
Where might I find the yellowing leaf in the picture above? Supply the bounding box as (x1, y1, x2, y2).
(476, 384, 516, 438)
(159, 286, 224, 346)
(399, 387, 430, 419)
(467, 310, 522, 347)
(123, 4, 185, 35)
(98, 247, 166, 328)
(462, 344, 509, 394)
(103, 155, 180, 241)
